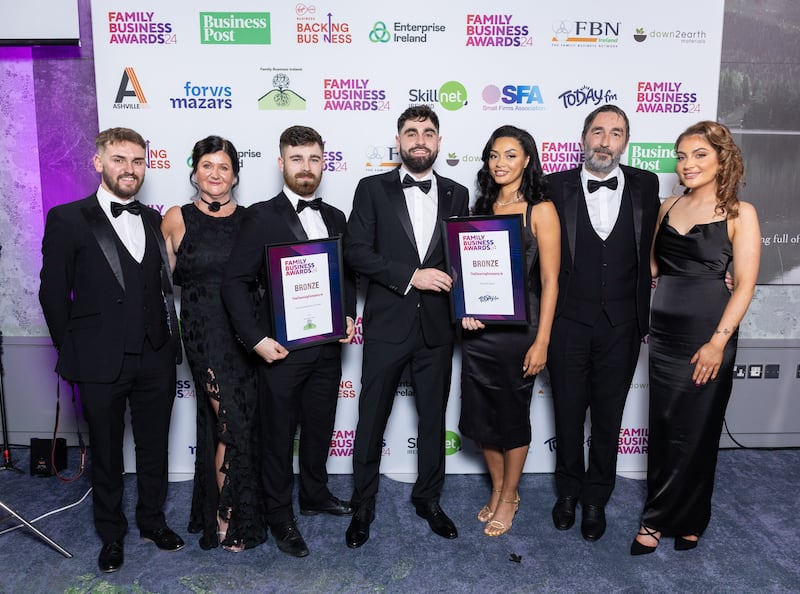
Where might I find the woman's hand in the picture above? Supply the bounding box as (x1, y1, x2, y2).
(461, 317, 486, 331)
(522, 341, 547, 377)
(690, 342, 723, 385)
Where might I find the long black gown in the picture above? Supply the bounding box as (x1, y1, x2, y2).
(176, 203, 266, 550)
(642, 205, 736, 537)
(459, 203, 541, 450)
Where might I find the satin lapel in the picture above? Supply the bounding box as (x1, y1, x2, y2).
(563, 175, 580, 264)
(141, 209, 180, 342)
(625, 172, 643, 260)
(319, 203, 341, 237)
(141, 209, 173, 288)
(385, 175, 416, 253)
(422, 175, 454, 264)
(81, 199, 125, 292)
(276, 193, 308, 241)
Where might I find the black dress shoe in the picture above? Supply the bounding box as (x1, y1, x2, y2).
(140, 526, 185, 551)
(552, 496, 577, 530)
(345, 506, 374, 549)
(271, 520, 309, 558)
(580, 504, 606, 541)
(300, 496, 354, 516)
(98, 540, 124, 573)
(415, 501, 458, 539)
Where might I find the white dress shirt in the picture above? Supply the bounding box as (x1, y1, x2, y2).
(581, 166, 625, 241)
(399, 166, 438, 262)
(97, 185, 145, 262)
(280, 186, 354, 330)
(284, 185, 329, 240)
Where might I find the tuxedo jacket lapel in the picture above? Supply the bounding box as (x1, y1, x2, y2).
(141, 210, 173, 285)
(320, 205, 337, 237)
(141, 210, 180, 343)
(562, 175, 581, 265)
(81, 198, 125, 292)
(421, 174, 455, 264)
(385, 174, 417, 253)
(624, 170, 644, 259)
(563, 167, 643, 267)
(276, 193, 309, 241)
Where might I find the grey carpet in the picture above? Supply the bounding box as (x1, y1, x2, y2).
(0, 447, 797, 593)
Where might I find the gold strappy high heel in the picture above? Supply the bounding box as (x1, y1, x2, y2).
(477, 489, 502, 523)
(484, 494, 520, 537)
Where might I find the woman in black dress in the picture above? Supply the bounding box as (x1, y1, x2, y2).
(161, 136, 265, 551)
(631, 121, 760, 555)
(459, 125, 560, 536)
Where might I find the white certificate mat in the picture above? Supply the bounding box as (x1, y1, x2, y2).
(444, 214, 529, 325)
(281, 252, 333, 341)
(459, 230, 515, 315)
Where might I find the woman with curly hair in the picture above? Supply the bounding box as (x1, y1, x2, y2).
(631, 121, 760, 555)
(458, 125, 560, 537)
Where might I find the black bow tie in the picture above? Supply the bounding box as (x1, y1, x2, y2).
(587, 177, 619, 193)
(296, 197, 322, 213)
(110, 201, 141, 217)
(402, 174, 432, 194)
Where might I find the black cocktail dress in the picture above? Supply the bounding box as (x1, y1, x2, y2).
(459, 203, 542, 450)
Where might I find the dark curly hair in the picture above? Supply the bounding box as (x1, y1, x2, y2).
(472, 125, 548, 215)
(676, 120, 744, 219)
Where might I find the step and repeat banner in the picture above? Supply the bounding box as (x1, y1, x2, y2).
(90, 0, 725, 475)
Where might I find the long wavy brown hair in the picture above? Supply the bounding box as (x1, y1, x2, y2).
(676, 120, 745, 219)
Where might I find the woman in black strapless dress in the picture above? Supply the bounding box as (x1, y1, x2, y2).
(631, 121, 760, 555)
(162, 136, 265, 551)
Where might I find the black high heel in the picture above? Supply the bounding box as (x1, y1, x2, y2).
(674, 535, 699, 551)
(630, 526, 661, 556)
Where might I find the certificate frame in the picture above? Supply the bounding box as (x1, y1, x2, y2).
(265, 236, 346, 350)
(444, 214, 530, 325)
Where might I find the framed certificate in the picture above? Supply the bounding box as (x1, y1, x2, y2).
(265, 237, 346, 350)
(444, 215, 530, 325)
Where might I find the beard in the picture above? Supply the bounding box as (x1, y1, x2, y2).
(400, 146, 438, 174)
(583, 147, 622, 175)
(103, 170, 143, 199)
(285, 171, 321, 198)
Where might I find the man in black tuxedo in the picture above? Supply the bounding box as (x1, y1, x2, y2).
(221, 126, 356, 558)
(343, 105, 469, 548)
(38, 128, 184, 573)
(547, 105, 660, 542)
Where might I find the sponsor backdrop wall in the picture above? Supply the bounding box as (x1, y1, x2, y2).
(89, 0, 725, 476)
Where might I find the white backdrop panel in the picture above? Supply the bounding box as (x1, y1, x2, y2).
(89, 0, 724, 475)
